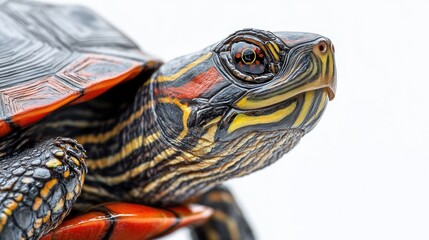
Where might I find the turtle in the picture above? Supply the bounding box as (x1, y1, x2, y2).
(0, 1, 337, 240)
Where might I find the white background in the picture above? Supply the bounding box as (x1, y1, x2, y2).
(45, 0, 429, 239)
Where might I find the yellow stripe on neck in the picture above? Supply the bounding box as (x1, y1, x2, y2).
(76, 101, 152, 144)
(87, 131, 160, 170)
(86, 146, 177, 185)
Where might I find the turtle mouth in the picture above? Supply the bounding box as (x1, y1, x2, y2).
(261, 87, 332, 111)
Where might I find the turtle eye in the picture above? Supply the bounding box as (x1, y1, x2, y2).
(231, 42, 267, 75)
(214, 29, 287, 84)
(225, 40, 277, 83)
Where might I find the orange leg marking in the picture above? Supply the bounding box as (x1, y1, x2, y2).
(41, 203, 213, 240)
(0, 120, 11, 138)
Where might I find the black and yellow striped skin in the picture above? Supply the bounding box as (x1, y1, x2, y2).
(0, 27, 336, 240)
(148, 30, 335, 205)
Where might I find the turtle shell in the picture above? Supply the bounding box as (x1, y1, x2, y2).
(0, 0, 161, 137)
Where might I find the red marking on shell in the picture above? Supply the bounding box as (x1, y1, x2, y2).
(3, 76, 81, 128)
(0, 54, 152, 134)
(59, 54, 144, 104)
(160, 67, 224, 99)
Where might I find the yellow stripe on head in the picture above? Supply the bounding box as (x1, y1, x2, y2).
(267, 42, 280, 61)
(305, 90, 328, 127)
(157, 52, 212, 82)
(292, 91, 315, 128)
(158, 97, 191, 142)
(235, 57, 330, 110)
(228, 101, 297, 133)
(271, 41, 280, 53)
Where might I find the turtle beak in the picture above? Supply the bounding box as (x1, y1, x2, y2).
(277, 32, 337, 100)
(311, 38, 336, 101)
(309, 38, 336, 101)
(234, 32, 336, 111)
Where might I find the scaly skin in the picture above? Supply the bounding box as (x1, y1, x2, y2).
(0, 138, 86, 239)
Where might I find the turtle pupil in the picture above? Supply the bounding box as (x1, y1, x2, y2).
(242, 49, 255, 64)
(231, 42, 267, 76)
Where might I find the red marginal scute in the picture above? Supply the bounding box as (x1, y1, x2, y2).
(63, 54, 145, 104)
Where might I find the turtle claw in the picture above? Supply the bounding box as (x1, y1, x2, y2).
(52, 137, 87, 175)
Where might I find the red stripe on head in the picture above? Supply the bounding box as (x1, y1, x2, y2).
(160, 67, 223, 99)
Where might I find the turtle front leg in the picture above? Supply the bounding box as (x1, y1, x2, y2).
(190, 185, 255, 240)
(0, 137, 87, 240)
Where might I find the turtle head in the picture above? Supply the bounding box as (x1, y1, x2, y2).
(149, 29, 336, 202)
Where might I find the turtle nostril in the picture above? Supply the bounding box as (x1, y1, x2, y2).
(318, 41, 328, 54)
